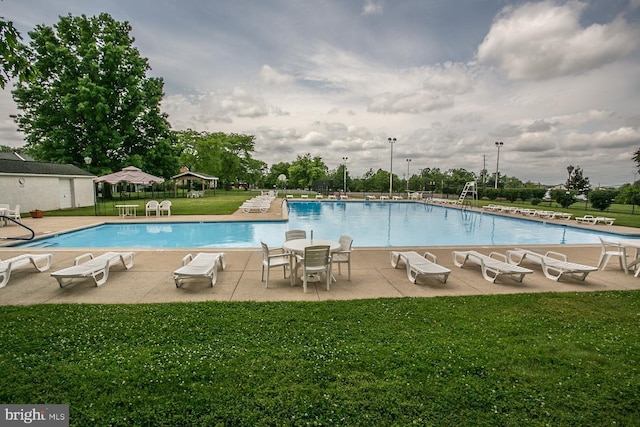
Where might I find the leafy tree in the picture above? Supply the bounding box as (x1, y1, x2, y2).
(633, 149, 640, 174)
(503, 175, 524, 189)
(617, 184, 640, 213)
(176, 130, 259, 187)
(566, 165, 591, 194)
(551, 189, 577, 209)
(328, 163, 350, 193)
(11, 13, 176, 177)
(264, 162, 291, 189)
(415, 167, 442, 192)
(0, 16, 34, 88)
(244, 158, 268, 188)
(446, 168, 476, 195)
(288, 154, 328, 189)
(589, 189, 616, 211)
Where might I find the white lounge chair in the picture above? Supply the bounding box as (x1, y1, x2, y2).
(241, 203, 270, 213)
(519, 208, 537, 216)
(594, 217, 615, 225)
(173, 252, 226, 287)
(452, 250, 533, 283)
(506, 248, 597, 281)
(158, 200, 172, 216)
(576, 215, 615, 225)
(145, 200, 160, 216)
(51, 252, 135, 287)
(390, 251, 450, 284)
(0, 253, 53, 288)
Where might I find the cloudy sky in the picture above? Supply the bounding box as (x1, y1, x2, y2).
(2, 0, 640, 186)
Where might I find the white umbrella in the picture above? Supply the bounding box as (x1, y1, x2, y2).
(94, 166, 164, 185)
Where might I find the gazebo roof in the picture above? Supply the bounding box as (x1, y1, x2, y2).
(171, 171, 219, 181)
(94, 166, 164, 185)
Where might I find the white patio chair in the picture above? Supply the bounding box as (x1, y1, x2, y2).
(285, 230, 306, 241)
(6, 205, 21, 222)
(332, 235, 353, 280)
(145, 200, 160, 216)
(260, 241, 290, 288)
(159, 200, 172, 216)
(299, 245, 332, 292)
(597, 237, 628, 273)
(0, 203, 8, 226)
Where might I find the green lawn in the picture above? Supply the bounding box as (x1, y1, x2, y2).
(1, 292, 638, 426)
(470, 199, 640, 228)
(44, 190, 262, 216)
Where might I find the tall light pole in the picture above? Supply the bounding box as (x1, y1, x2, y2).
(406, 158, 411, 191)
(342, 156, 348, 193)
(494, 141, 503, 189)
(388, 137, 396, 195)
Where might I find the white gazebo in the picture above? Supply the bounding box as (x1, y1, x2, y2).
(171, 171, 219, 197)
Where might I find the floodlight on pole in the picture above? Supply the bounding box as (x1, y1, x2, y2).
(494, 141, 503, 189)
(342, 156, 348, 193)
(388, 138, 396, 195)
(406, 158, 411, 191)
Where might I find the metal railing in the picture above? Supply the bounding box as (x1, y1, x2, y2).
(0, 216, 35, 241)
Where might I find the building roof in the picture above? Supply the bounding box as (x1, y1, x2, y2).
(0, 158, 93, 177)
(0, 151, 35, 161)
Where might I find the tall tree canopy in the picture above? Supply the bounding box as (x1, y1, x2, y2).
(566, 165, 591, 194)
(11, 13, 178, 177)
(176, 130, 262, 186)
(288, 154, 328, 189)
(0, 16, 34, 88)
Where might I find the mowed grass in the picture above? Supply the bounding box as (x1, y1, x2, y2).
(44, 190, 261, 216)
(1, 292, 638, 426)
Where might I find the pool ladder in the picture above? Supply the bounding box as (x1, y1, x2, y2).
(0, 215, 36, 241)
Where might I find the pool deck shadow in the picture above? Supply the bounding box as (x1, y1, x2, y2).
(1, 204, 639, 305)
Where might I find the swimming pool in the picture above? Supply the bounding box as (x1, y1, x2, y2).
(15, 201, 634, 249)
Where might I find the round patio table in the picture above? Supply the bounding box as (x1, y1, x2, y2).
(282, 238, 341, 286)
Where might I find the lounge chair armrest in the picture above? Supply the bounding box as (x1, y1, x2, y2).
(73, 253, 94, 266)
(182, 253, 194, 266)
(489, 252, 507, 262)
(544, 251, 567, 261)
(423, 251, 438, 264)
(506, 249, 526, 265)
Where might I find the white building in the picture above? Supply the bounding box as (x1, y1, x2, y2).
(0, 158, 95, 213)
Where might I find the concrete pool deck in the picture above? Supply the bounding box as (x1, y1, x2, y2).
(1, 201, 639, 305)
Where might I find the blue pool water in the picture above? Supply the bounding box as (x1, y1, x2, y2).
(15, 201, 634, 249)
